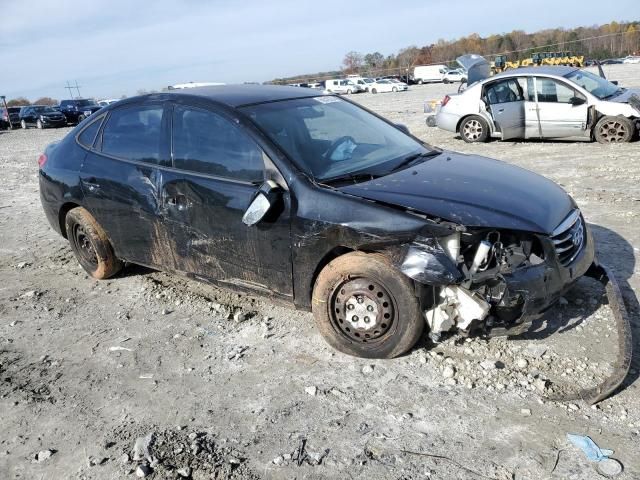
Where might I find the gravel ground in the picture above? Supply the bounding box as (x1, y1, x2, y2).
(0, 64, 639, 479)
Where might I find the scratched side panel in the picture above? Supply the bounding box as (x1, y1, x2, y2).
(154, 169, 293, 298)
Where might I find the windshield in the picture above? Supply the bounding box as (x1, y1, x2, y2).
(33, 106, 56, 113)
(241, 96, 434, 181)
(565, 70, 621, 99)
(76, 99, 98, 107)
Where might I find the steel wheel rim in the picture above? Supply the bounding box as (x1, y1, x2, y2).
(599, 120, 627, 142)
(72, 224, 98, 267)
(463, 119, 483, 140)
(330, 278, 396, 345)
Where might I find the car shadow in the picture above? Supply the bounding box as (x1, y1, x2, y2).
(115, 263, 156, 279)
(511, 223, 639, 392)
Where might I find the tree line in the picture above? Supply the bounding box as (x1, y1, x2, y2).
(272, 20, 640, 83)
(4, 96, 58, 107)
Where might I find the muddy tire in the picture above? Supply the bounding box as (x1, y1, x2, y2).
(459, 115, 489, 143)
(312, 252, 423, 359)
(594, 116, 634, 143)
(65, 207, 122, 279)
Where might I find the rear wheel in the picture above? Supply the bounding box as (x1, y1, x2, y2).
(392, 87, 398, 92)
(65, 207, 122, 279)
(312, 252, 423, 359)
(594, 116, 634, 143)
(77, 114, 85, 123)
(346, 89, 352, 95)
(36, 119, 43, 129)
(21, 120, 27, 129)
(417, 79, 423, 85)
(459, 115, 489, 143)
(371, 88, 377, 94)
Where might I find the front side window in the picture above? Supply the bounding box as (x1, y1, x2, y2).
(535, 78, 581, 103)
(171, 105, 264, 182)
(241, 96, 433, 181)
(101, 105, 163, 163)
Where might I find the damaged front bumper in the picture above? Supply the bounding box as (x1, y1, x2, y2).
(398, 230, 632, 404)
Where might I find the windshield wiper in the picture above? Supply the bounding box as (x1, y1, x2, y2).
(391, 150, 441, 172)
(602, 88, 624, 100)
(319, 172, 379, 186)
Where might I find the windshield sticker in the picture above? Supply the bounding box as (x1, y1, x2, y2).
(315, 96, 342, 104)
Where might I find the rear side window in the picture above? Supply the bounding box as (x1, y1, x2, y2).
(77, 115, 104, 148)
(101, 106, 163, 163)
(171, 105, 264, 182)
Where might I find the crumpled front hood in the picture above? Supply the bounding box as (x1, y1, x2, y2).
(339, 152, 575, 234)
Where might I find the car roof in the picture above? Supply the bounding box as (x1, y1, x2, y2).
(492, 66, 578, 79)
(169, 84, 322, 107)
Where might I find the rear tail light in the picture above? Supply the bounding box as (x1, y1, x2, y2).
(37, 153, 47, 168)
(441, 95, 451, 107)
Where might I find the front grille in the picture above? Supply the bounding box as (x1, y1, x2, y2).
(551, 210, 585, 267)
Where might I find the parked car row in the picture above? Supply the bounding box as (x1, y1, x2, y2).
(1, 98, 110, 130)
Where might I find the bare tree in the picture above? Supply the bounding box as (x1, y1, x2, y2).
(33, 97, 58, 106)
(342, 51, 364, 74)
(7, 97, 30, 107)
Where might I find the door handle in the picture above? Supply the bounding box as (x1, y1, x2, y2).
(82, 178, 100, 192)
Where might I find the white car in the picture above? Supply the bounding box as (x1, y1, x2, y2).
(442, 69, 467, 84)
(369, 79, 406, 94)
(436, 63, 640, 144)
(97, 98, 120, 107)
(622, 56, 640, 64)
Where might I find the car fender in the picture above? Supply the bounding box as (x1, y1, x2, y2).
(593, 100, 638, 118)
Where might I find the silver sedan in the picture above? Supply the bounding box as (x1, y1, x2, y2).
(435, 66, 640, 143)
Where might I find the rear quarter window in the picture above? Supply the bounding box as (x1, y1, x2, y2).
(77, 115, 105, 149)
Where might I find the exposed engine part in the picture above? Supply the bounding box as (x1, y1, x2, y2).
(469, 240, 492, 274)
(441, 232, 461, 263)
(424, 286, 490, 337)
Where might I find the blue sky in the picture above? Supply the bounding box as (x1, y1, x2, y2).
(1, 0, 637, 101)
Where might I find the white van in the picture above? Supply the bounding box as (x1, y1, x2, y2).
(324, 79, 364, 94)
(346, 76, 376, 92)
(412, 65, 448, 84)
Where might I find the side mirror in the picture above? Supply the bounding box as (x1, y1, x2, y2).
(242, 180, 280, 226)
(611, 80, 619, 86)
(569, 96, 586, 106)
(395, 123, 411, 135)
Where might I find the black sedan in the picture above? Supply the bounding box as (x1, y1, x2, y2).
(19, 105, 67, 129)
(37, 86, 631, 400)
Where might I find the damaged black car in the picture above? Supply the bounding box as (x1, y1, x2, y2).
(38, 86, 630, 401)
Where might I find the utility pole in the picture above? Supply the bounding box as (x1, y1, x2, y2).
(64, 81, 82, 98)
(65, 81, 75, 98)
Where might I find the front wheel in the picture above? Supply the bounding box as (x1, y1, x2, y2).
(312, 252, 423, 359)
(417, 79, 423, 85)
(77, 114, 85, 123)
(459, 115, 489, 143)
(371, 88, 377, 94)
(392, 87, 398, 92)
(21, 120, 27, 129)
(65, 207, 123, 279)
(346, 89, 352, 95)
(36, 119, 43, 129)
(594, 116, 634, 143)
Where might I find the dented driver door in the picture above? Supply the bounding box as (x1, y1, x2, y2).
(154, 103, 293, 298)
